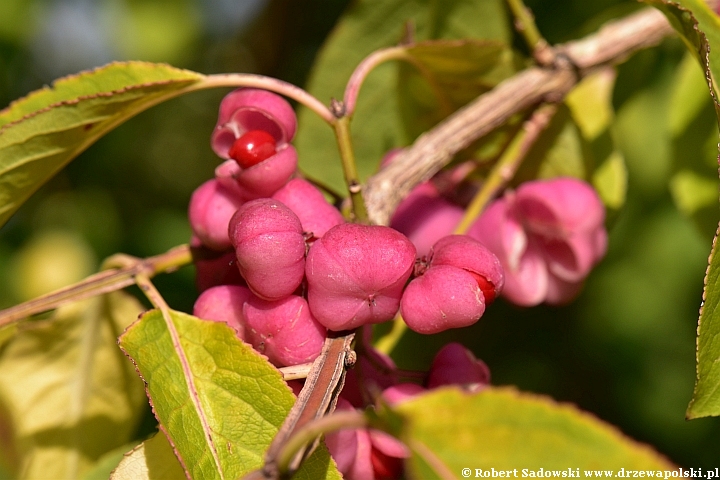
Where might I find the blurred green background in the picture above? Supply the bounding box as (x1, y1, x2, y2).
(0, 0, 719, 470)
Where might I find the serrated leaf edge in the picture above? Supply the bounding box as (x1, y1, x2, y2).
(118, 309, 224, 480)
(0, 61, 203, 128)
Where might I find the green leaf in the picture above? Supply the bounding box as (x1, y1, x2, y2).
(668, 52, 719, 238)
(392, 387, 676, 477)
(592, 150, 627, 211)
(82, 442, 143, 480)
(566, 69, 616, 142)
(399, 39, 519, 140)
(0, 291, 147, 480)
(295, 0, 511, 194)
(118, 309, 340, 480)
(109, 434, 185, 480)
(514, 104, 592, 184)
(0, 61, 204, 229)
(670, 170, 719, 217)
(565, 69, 627, 211)
(0, 324, 17, 350)
(687, 221, 720, 418)
(644, 0, 720, 119)
(668, 51, 714, 136)
(643, 0, 720, 418)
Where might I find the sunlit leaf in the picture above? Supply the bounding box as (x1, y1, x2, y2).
(0, 325, 16, 350)
(670, 170, 719, 217)
(295, 0, 511, 194)
(391, 387, 676, 477)
(644, 0, 720, 418)
(565, 68, 627, 211)
(109, 434, 185, 480)
(0, 396, 18, 477)
(82, 442, 142, 480)
(119, 309, 340, 480)
(592, 150, 627, 210)
(0, 61, 204, 228)
(566, 69, 616, 142)
(0, 291, 147, 479)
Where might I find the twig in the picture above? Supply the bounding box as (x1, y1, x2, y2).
(246, 332, 356, 480)
(362, 7, 674, 226)
(278, 363, 313, 381)
(333, 115, 368, 222)
(453, 103, 559, 234)
(505, 0, 555, 65)
(275, 410, 368, 477)
(0, 244, 192, 328)
(192, 73, 336, 125)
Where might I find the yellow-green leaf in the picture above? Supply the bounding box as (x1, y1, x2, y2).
(109, 434, 185, 480)
(643, 0, 720, 419)
(0, 61, 204, 229)
(399, 39, 519, 140)
(393, 387, 676, 477)
(0, 291, 147, 480)
(644, 0, 720, 119)
(118, 309, 340, 480)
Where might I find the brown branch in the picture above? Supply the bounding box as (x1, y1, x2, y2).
(247, 332, 356, 480)
(362, 7, 674, 226)
(0, 244, 192, 327)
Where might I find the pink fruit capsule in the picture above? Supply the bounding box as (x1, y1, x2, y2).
(272, 178, 345, 238)
(390, 182, 464, 258)
(212, 88, 297, 159)
(229, 198, 306, 301)
(401, 264, 486, 334)
(243, 295, 326, 367)
(469, 177, 607, 306)
(214, 146, 299, 201)
(305, 223, 416, 331)
(429, 235, 504, 304)
(190, 238, 245, 293)
(426, 342, 490, 392)
(192, 284, 252, 340)
(188, 179, 245, 251)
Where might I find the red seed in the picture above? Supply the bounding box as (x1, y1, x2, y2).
(469, 271, 496, 304)
(228, 130, 277, 168)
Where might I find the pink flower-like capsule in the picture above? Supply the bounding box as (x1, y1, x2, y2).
(192, 284, 252, 340)
(426, 342, 490, 392)
(469, 177, 607, 306)
(390, 181, 464, 258)
(211, 89, 299, 200)
(305, 224, 416, 331)
(211, 88, 297, 157)
(342, 339, 398, 407)
(325, 398, 410, 480)
(242, 294, 326, 367)
(400, 235, 503, 335)
(229, 198, 306, 301)
(272, 178, 345, 239)
(214, 147, 298, 200)
(188, 179, 245, 251)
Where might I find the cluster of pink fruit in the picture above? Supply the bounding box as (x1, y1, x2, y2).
(187, 87, 607, 480)
(189, 88, 505, 368)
